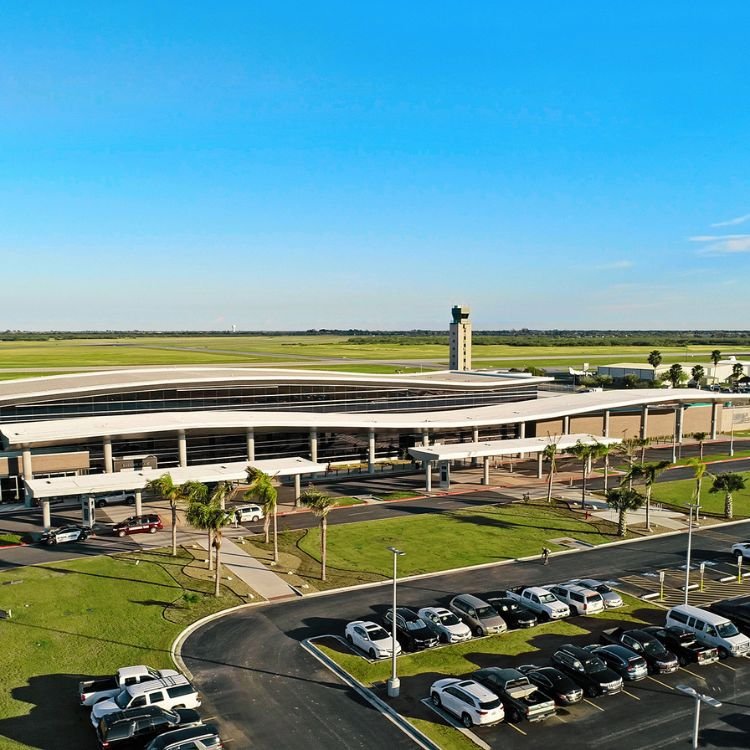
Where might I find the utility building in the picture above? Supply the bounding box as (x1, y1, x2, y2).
(449, 305, 472, 371)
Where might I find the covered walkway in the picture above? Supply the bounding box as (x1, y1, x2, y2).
(408, 433, 621, 491)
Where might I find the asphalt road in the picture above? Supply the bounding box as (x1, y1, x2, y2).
(182, 519, 750, 750)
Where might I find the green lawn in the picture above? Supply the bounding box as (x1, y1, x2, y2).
(0, 547, 254, 750)
(296, 502, 622, 579)
(652, 472, 750, 516)
(0, 532, 25, 546)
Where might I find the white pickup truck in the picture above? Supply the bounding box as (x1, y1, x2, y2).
(79, 665, 179, 706)
(503, 586, 571, 621)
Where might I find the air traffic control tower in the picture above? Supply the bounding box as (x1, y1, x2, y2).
(449, 305, 472, 371)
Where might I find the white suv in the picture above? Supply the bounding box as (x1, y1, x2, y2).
(91, 675, 201, 727)
(549, 583, 605, 615)
(731, 542, 750, 561)
(430, 678, 504, 728)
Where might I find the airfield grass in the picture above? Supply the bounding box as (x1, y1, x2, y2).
(651, 472, 750, 517)
(0, 547, 253, 750)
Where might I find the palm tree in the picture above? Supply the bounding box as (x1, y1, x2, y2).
(636, 436, 651, 464)
(686, 457, 708, 510)
(711, 349, 721, 383)
(606, 487, 645, 537)
(245, 467, 279, 563)
(147, 475, 207, 557)
(543, 442, 558, 503)
(300, 487, 338, 581)
(595, 441, 616, 493)
(186, 482, 214, 570)
(732, 362, 744, 382)
(661, 363, 685, 388)
(692, 431, 708, 460)
(647, 350, 662, 379)
(624, 460, 670, 532)
(691, 365, 705, 386)
(201, 499, 233, 596)
(570, 441, 596, 508)
(710, 472, 746, 520)
(618, 438, 641, 490)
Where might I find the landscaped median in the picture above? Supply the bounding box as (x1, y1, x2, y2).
(0, 546, 259, 750)
(241, 501, 628, 592)
(651, 472, 750, 517)
(311, 594, 663, 750)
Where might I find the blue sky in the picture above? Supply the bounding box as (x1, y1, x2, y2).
(2, 2, 749, 330)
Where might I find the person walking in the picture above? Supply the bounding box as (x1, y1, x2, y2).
(541, 546, 551, 565)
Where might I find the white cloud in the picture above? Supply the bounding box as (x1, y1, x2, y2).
(689, 234, 750, 255)
(595, 259, 633, 270)
(711, 213, 750, 228)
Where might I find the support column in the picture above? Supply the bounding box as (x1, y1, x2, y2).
(537, 452, 544, 479)
(425, 461, 432, 492)
(603, 410, 610, 437)
(518, 422, 526, 458)
(42, 499, 51, 530)
(482, 456, 490, 485)
(309, 427, 318, 463)
(640, 405, 649, 440)
(246, 428, 255, 461)
(676, 406, 684, 444)
(472, 428, 479, 466)
(563, 415, 570, 435)
(368, 428, 376, 473)
(422, 429, 430, 446)
(177, 430, 187, 467)
(22, 447, 33, 508)
(294, 474, 301, 506)
(103, 436, 113, 473)
(710, 402, 719, 440)
(134, 489, 143, 516)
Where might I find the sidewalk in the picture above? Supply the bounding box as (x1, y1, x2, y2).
(196, 536, 297, 601)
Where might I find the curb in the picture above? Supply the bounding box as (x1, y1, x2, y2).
(302, 637, 440, 750)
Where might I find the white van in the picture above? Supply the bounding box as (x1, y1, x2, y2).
(665, 604, 750, 658)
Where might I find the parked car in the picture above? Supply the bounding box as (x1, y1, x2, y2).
(731, 542, 750, 561)
(472, 668, 556, 722)
(504, 586, 570, 621)
(95, 706, 201, 749)
(90, 675, 201, 728)
(112, 515, 163, 537)
(417, 607, 472, 643)
(666, 604, 750, 658)
(551, 644, 623, 697)
(40, 525, 90, 545)
(548, 583, 605, 616)
(345, 620, 401, 659)
(448, 594, 507, 636)
(144, 724, 222, 750)
(517, 665, 583, 705)
(484, 596, 537, 628)
(430, 678, 504, 728)
(584, 644, 648, 681)
(80, 665, 180, 706)
(383, 607, 439, 651)
(599, 627, 679, 674)
(641, 625, 719, 666)
(567, 578, 624, 608)
(709, 596, 750, 636)
(231, 504, 264, 524)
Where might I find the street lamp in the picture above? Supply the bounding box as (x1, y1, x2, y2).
(684, 503, 700, 605)
(676, 685, 722, 749)
(387, 546, 405, 698)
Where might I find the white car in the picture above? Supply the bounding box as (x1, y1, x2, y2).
(417, 607, 472, 643)
(430, 678, 504, 728)
(731, 542, 750, 561)
(345, 620, 401, 659)
(568, 579, 623, 609)
(232, 504, 264, 523)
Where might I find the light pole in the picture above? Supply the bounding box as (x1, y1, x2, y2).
(387, 546, 405, 698)
(684, 503, 700, 605)
(676, 685, 722, 749)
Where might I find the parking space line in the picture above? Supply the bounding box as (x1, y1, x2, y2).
(420, 698, 491, 750)
(715, 661, 737, 671)
(506, 723, 528, 736)
(621, 689, 640, 701)
(647, 676, 674, 691)
(583, 699, 605, 712)
(679, 667, 703, 678)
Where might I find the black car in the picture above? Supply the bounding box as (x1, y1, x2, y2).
(96, 706, 202, 749)
(517, 665, 583, 705)
(383, 607, 439, 651)
(710, 597, 750, 637)
(485, 596, 537, 629)
(144, 724, 222, 750)
(551, 644, 623, 697)
(642, 625, 720, 666)
(584, 644, 648, 681)
(606, 628, 679, 674)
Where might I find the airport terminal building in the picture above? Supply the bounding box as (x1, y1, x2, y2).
(0, 365, 736, 506)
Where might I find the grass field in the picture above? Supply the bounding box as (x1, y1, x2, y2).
(0, 547, 254, 750)
(651, 472, 750, 517)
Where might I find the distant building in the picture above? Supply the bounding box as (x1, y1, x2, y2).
(449, 305, 472, 371)
(598, 358, 750, 383)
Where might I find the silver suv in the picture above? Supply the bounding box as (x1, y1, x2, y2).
(449, 594, 507, 636)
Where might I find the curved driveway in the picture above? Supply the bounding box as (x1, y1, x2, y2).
(183, 519, 750, 749)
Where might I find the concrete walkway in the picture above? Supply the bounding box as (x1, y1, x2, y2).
(196, 536, 297, 601)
